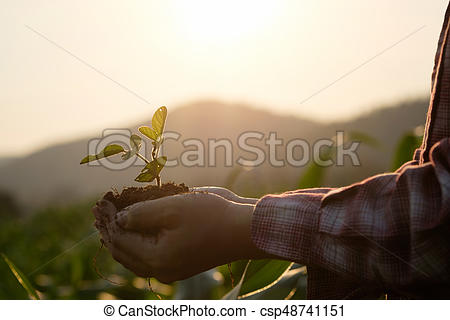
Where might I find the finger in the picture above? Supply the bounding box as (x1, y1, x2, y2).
(92, 204, 102, 221)
(97, 199, 117, 222)
(103, 216, 158, 276)
(106, 218, 159, 263)
(112, 230, 158, 263)
(116, 198, 172, 232)
(109, 245, 151, 278)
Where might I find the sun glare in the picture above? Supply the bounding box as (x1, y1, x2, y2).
(171, 0, 280, 43)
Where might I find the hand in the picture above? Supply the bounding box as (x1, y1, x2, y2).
(190, 186, 258, 204)
(92, 192, 267, 283)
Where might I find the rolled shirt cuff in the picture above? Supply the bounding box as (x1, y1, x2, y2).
(251, 192, 324, 264)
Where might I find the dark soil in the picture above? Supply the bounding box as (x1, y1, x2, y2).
(103, 182, 189, 211)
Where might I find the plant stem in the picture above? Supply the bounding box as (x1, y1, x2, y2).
(151, 145, 162, 188)
(156, 176, 161, 188)
(136, 153, 150, 164)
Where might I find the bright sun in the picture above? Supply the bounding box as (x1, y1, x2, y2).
(172, 0, 280, 43)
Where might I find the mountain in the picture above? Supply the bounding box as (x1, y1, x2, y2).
(0, 98, 429, 211)
(0, 157, 18, 168)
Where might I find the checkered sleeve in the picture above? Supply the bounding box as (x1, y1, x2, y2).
(251, 138, 450, 297)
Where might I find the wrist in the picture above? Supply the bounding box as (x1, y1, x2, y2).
(225, 201, 268, 261)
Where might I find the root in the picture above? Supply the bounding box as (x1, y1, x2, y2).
(147, 278, 162, 300)
(92, 240, 125, 286)
(227, 263, 235, 288)
(93, 241, 163, 300)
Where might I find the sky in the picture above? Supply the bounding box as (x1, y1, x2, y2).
(0, 0, 448, 157)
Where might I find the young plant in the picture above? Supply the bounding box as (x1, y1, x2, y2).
(80, 106, 168, 187)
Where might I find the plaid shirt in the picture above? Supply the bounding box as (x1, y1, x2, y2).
(251, 4, 450, 299)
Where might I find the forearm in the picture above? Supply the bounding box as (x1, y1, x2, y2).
(251, 139, 450, 291)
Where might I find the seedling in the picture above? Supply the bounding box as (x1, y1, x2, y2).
(82, 106, 189, 294)
(80, 106, 168, 187)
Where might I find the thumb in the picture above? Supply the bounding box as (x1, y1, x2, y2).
(116, 199, 168, 233)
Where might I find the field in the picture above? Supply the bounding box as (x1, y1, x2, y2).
(0, 110, 423, 299)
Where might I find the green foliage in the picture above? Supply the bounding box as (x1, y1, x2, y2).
(135, 156, 167, 182)
(139, 126, 159, 141)
(80, 144, 124, 164)
(121, 134, 142, 161)
(391, 132, 422, 171)
(242, 267, 308, 300)
(298, 162, 326, 189)
(80, 107, 168, 187)
(297, 146, 333, 189)
(1, 253, 40, 299)
(222, 260, 292, 299)
(239, 260, 292, 296)
(0, 190, 20, 218)
(298, 131, 379, 189)
(152, 106, 167, 136)
(139, 106, 167, 142)
(0, 200, 172, 299)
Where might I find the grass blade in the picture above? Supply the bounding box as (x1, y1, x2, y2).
(222, 260, 292, 299)
(1, 253, 40, 300)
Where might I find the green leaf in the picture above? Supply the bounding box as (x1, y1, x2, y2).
(130, 134, 142, 151)
(242, 267, 307, 300)
(1, 253, 40, 300)
(134, 156, 167, 182)
(80, 144, 125, 164)
(122, 134, 142, 160)
(348, 131, 380, 148)
(239, 260, 292, 296)
(152, 106, 167, 135)
(139, 126, 159, 141)
(222, 260, 292, 299)
(391, 132, 422, 171)
(222, 261, 250, 300)
(144, 156, 167, 173)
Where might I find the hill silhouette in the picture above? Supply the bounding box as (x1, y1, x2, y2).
(0, 98, 428, 210)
